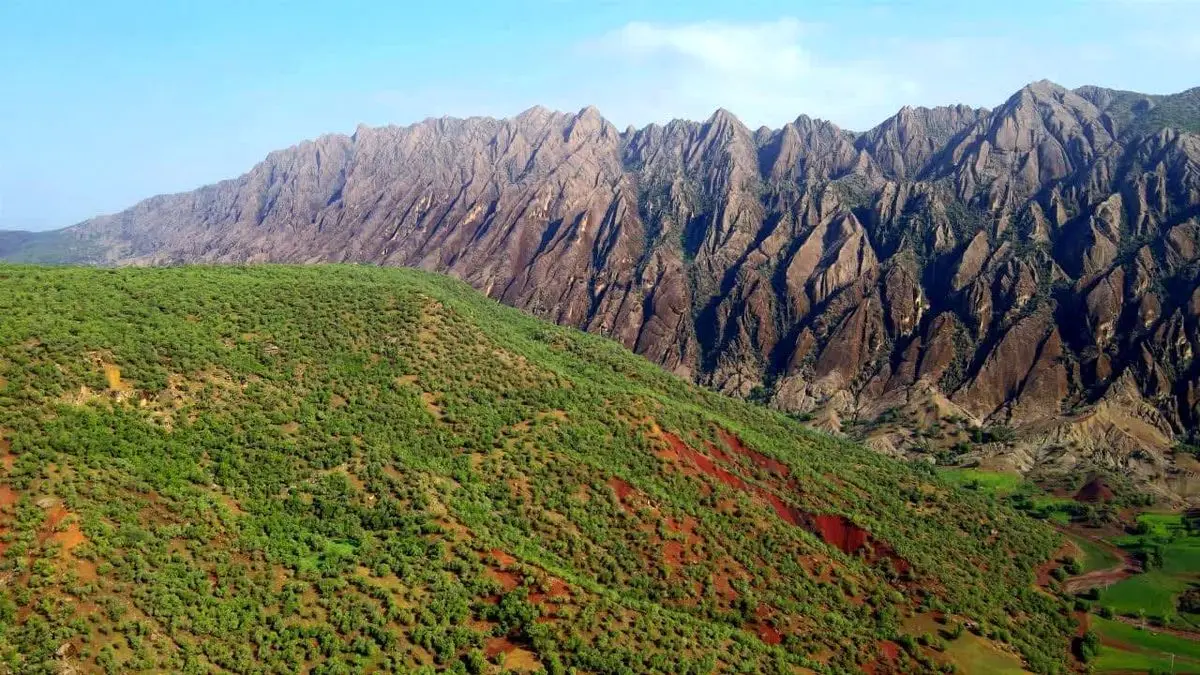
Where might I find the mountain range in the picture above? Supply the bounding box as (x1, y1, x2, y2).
(4, 80, 1199, 500)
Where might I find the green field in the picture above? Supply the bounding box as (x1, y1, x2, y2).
(1139, 513, 1192, 539)
(902, 613, 1030, 674)
(1101, 512, 1200, 627)
(942, 633, 1029, 674)
(1092, 617, 1200, 673)
(1101, 571, 1194, 620)
(938, 468, 1025, 497)
(1162, 540, 1200, 577)
(1070, 534, 1121, 573)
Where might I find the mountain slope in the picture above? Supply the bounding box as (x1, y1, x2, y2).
(0, 264, 1073, 673)
(4, 81, 1199, 497)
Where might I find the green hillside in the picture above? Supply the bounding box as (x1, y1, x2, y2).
(0, 265, 1074, 673)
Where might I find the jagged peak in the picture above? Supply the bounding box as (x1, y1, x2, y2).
(564, 104, 614, 141)
(576, 104, 603, 120)
(892, 103, 982, 118)
(981, 80, 1104, 136)
(791, 113, 838, 129)
(517, 104, 555, 121)
(706, 107, 746, 128)
(1022, 79, 1068, 96)
(786, 115, 849, 142)
(996, 80, 1079, 113)
(514, 105, 576, 130)
(862, 103, 988, 139)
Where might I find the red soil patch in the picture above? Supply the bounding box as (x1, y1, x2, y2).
(658, 430, 911, 574)
(660, 431, 747, 490)
(487, 569, 520, 592)
(1035, 539, 1074, 587)
(713, 569, 739, 601)
(863, 641, 903, 674)
(667, 516, 700, 564)
(664, 540, 685, 567)
(808, 513, 910, 574)
(1074, 611, 1090, 637)
(608, 477, 634, 500)
(1074, 476, 1115, 503)
(485, 637, 518, 657)
(44, 504, 68, 532)
(75, 558, 99, 583)
(480, 549, 571, 605)
(749, 605, 783, 645)
(0, 485, 17, 509)
(663, 516, 701, 568)
(608, 477, 635, 512)
(484, 638, 542, 672)
(482, 550, 521, 592)
(52, 521, 87, 553)
(529, 577, 570, 605)
(33, 504, 89, 563)
(755, 622, 782, 645)
(703, 440, 735, 463)
(1061, 559, 1138, 594)
(878, 640, 901, 661)
(666, 516, 699, 538)
(717, 428, 790, 477)
(489, 548, 517, 567)
(813, 514, 870, 555)
(764, 493, 805, 526)
(0, 438, 13, 473)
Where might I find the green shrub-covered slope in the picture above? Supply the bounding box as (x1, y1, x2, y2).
(0, 265, 1073, 674)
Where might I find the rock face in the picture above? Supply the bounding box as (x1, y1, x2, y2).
(6, 81, 1200, 485)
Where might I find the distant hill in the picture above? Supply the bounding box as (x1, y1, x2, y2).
(0, 264, 1072, 673)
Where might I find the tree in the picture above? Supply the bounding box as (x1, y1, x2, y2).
(1077, 629, 1100, 662)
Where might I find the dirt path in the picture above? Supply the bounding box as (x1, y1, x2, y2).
(1058, 527, 1141, 595)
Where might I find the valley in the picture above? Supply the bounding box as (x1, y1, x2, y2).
(943, 465, 1200, 672)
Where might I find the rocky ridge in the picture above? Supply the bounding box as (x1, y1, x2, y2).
(6, 81, 1199, 499)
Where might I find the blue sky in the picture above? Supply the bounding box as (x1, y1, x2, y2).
(2, 0, 1198, 231)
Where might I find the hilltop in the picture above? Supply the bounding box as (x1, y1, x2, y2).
(0, 264, 1075, 673)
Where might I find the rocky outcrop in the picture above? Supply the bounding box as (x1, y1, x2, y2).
(5, 81, 1199, 491)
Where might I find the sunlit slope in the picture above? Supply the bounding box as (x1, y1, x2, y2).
(0, 265, 1072, 673)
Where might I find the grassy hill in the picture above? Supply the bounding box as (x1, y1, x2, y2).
(0, 265, 1074, 673)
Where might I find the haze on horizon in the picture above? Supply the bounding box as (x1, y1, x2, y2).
(2, 0, 1198, 231)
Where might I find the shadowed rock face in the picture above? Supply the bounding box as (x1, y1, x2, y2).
(6, 81, 1200, 481)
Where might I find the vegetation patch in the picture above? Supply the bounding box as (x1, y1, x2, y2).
(1091, 616, 1200, 673)
(0, 264, 1076, 673)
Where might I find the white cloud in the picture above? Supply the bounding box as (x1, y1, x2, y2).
(582, 19, 915, 129)
(608, 19, 811, 80)
(356, 10, 1200, 135)
(558, 13, 1200, 131)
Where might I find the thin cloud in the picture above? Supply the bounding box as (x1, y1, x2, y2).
(567, 14, 1200, 131)
(584, 19, 915, 129)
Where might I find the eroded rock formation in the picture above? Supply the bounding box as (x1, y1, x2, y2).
(6, 81, 1200, 492)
